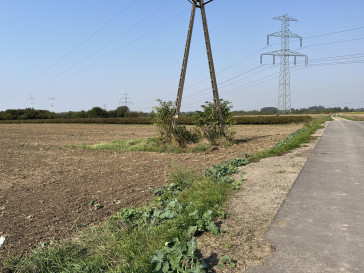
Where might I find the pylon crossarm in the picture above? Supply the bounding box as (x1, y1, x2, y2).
(273, 14, 297, 22)
(268, 32, 282, 38)
(287, 32, 302, 39)
(267, 32, 281, 45)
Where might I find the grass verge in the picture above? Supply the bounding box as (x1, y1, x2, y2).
(250, 115, 332, 161)
(1, 116, 330, 272)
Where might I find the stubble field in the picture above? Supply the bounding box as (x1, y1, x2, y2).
(340, 112, 364, 121)
(0, 123, 302, 259)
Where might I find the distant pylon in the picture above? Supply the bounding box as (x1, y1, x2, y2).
(173, 0, 223, 128)
(29, 95, 35, 109)
(48, 98, 55, 112)
(119, 93, 132, 107)
(261, 14, 308, 114)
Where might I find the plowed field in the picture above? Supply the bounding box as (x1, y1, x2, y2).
(0, 123, 302, 259)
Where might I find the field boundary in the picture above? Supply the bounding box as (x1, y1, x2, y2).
(0, 115, 312, 125)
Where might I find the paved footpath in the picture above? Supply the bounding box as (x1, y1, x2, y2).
(245, 118, 364, 273)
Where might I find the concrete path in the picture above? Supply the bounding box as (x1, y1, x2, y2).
(245, 118, 364, 273)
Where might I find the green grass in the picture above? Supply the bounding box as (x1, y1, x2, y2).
(86, 138, 161, 152)
(77, 137, 211, 154)
(250, 115, 332, 161)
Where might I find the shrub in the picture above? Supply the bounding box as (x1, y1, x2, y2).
(195, 100, 235, 145)
(151, 100, 175, 143)
(172, 125, 200, 147)
(152, 100, 200, 147)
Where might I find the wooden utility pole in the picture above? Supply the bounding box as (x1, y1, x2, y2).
(173, 0, 223, 128)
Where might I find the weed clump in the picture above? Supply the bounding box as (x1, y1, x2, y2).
(195, 100, 235, 145)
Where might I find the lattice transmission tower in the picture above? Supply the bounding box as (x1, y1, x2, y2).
(29, 95, 35, 109)
(48, 98, 55, 112)
(173, 0, 223, 128)
(119, 93, 132, 107)
(261, 14, 308, 114)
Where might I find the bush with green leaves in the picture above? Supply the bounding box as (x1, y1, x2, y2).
(152, 100, 200, 147)
(172, 125, 200, 147)
(204, 158, 249, 184)
(195, 100, 235, 145)
(152, 100, 175, 143)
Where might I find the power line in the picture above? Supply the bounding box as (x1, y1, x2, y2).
(267, 26, 364, 48)
(300, 37, 364, 49)
(6, 8, 188, 99)
(3, 0, 137, 100)
(183, 65, 270, 102)
(184, 55, 364, 108)
(186, 53, 364, 99)
(182, 27, 364, 103)
(2, 0, 173, 101)
(304, 26, 364, 40)
(184, 46, 268, 90)
(323, 100, 364, 107)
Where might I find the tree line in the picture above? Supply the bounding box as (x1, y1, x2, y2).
(0, 106, 148, 120)
(0, 105, 362, 120)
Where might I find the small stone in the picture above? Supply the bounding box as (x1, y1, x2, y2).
(0, 236, 7, 250)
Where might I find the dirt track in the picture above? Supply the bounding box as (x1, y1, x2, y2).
(0, 123, 301, 259)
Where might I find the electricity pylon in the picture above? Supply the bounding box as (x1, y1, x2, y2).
(29, 95, 35, 109)
(261, 14, 308, 114)
(48, 98, 55, 112)
(173, 0, 223, 128)
(120, 93, 132, 107)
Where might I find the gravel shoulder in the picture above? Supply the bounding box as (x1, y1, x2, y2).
(198, 121, 329, 272)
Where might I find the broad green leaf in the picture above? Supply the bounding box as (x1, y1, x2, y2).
(217, 263, 225, 269)
(187, 226, 198, 238)
(207, 222, 219, 235)
(162, 262, 169, 273)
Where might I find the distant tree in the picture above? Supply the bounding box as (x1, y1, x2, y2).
(116, 106, 130, 117)
(308, 105, 326, 112)
(87, 107, 109, 118)
(260, 107, 278, 113)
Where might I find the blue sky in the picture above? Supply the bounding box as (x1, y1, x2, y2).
(1, 0, 364, 112)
